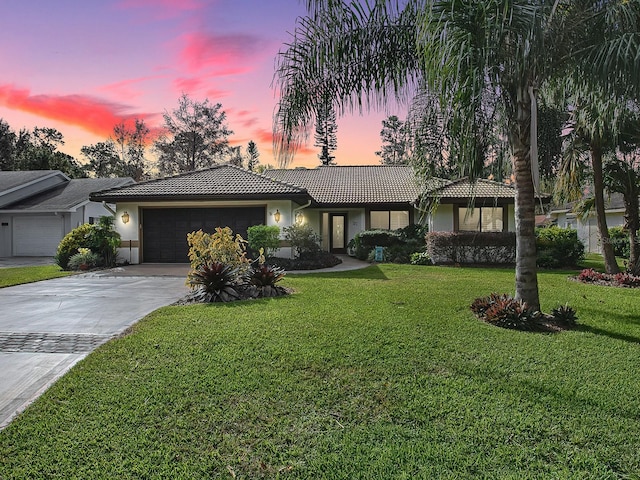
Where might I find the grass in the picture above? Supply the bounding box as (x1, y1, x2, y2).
(0, 264, 71, 288)
(1, 263, 640, 478)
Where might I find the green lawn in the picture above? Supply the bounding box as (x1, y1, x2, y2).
(1, 264, 639, 478)
(0, 264, 71, 288)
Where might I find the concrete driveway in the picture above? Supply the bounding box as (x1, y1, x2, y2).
(0, 269, 189, 429)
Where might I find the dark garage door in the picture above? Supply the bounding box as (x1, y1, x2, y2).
(142, 207, 266, 263)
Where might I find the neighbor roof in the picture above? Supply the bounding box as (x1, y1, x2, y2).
(2, 177, 134, 212)
(264, 165, 424, 206)
(90, 164, 309, 202)
(0, 170, 68, 193)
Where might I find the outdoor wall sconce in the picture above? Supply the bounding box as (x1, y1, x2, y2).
(121, 211, 130, 224)
(273, 209, 281, 223)
(295, 211, 304, 225)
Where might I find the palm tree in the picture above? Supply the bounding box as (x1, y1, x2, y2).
(274, 0, 640, 311)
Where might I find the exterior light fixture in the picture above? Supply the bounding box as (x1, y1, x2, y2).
(295, 211, 304, 225)
(121, 211, 130, 224)
(273, 209, 281, 223)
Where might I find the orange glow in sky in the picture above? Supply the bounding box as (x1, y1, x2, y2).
(0, 1, 404, 169)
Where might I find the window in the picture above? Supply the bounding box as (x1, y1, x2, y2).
(370, 210, 410, 230)
(458, 207, 503, 232)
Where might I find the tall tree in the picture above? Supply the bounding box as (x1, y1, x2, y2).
(375, 115, 409, 165)
(0, 119, 16, 170)
(246, 140, 260, 171)
(82, 119, 150, 180)
(274, 0, 640, 311)
(314, 98, 337, 165)
(228, 146, 244, 167)
(154, 93, 233, 175)
(11, 126, 86, 178)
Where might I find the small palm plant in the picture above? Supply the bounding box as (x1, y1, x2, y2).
(187, 261, 241, 303)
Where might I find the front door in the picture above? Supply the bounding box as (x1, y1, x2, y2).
(330, 213, 347, 254)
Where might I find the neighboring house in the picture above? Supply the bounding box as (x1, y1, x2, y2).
(548, 193, 627, 253)
(90, 164, 527, 264)
(0, 170, 133, 257)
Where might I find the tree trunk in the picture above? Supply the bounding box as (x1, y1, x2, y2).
(510, 85, 541, 312)
(625, 193, 640, 275)
(591, 144, 621, 274)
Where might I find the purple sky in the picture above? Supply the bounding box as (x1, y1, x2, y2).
(0, 0, 402, 168)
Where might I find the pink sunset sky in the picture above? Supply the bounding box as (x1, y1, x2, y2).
(0, 0, 404, 169)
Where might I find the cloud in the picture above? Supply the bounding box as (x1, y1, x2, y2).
(99, 75, 163, 99)
(179, 32, 267, 75)
(173, 77, 230, 98)
(0, 84, 155, 137)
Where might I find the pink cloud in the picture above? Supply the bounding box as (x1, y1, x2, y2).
(180, 32, 266, 75)
(0, 84, 156, 137)
(99, 75, 163, 99)
(173, 77, 230, 98)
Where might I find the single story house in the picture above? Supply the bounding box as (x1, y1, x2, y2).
(0, 170, 133, 257)
(548, 193, 628, 253)
(90, 164, 528, 264)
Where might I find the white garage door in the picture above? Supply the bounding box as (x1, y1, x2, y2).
(13, 216, 64, 256)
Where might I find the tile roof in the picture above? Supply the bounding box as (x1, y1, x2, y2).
(90, 164, 308, 202)
(426, 177, 518, 199)
(264, 165, 424, 205)
(3, 177, 134, 212)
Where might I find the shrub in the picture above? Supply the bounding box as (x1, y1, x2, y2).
(396, 224, 429, 242)
(55, 223, 94, 270)
(186, 228, 250, 272)
(268, 252, 342, 270)
(187, 262, 241, 303)
(242, 264, 288, 298)
(283, 224, 322, 259)
(427, 232, 516, 265)
(247, 225, 281, 257)
(608, 226, 630, 259)
(67, 248, 101, 271)
(86, 216, 121, 267)
(577, 268, 605, 283)
(410, 251, 431, 265)
(351, 227, 427, 263)
(551, 304, 578, 327)
(535, 226, 585, 268)
(471, 293, 540, 331)
(613, 272, 640, 287)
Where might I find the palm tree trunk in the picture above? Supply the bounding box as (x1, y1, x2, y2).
(625, 195, 640, 275)
(591, 144, 621, 274)
(510, 85, 541, 312)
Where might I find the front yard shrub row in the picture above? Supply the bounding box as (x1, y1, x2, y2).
(55, 217, 121, 270)
(426, 227, 584, 268)
(269, 224, 341, 270)
(351, 225, 428, 263)
(427, 231, 516, 265)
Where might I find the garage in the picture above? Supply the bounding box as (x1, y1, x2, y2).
(13, 216, 64, 256)
(142, 206, 266, 263)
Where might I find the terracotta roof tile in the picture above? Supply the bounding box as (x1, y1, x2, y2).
(90, 164, 308, 202)
(265, 165, 423, 205)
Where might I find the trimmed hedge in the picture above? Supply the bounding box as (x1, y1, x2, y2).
(426, 232, 516, 265)
(535, 226, 584, 268)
